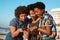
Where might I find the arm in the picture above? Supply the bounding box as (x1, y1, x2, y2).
(9, 18, 23, 38)
(9, 26, 23, 38)
(29, 26, 37, 32)
(38, 19, 51, 35)
(38, 26, 51, 35)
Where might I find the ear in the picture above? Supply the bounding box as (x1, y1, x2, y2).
(42, 9, 45, 14)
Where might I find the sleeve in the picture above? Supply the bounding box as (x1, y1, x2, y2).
(45, 15, 56, 31)
(51, 20, 56, 32)
(52, 26, 56, 32)
(44, 16, 52, 26)
(49, 15, 56, 32)
(9, 19, 17, 27)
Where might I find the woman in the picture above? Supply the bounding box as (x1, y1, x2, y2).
(5, 6, 28, 40)
(27, 4, 39, 40)
(33, 2, 57, 40)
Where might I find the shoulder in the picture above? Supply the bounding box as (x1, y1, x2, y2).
(44, 13, 53, 20)
(10, 18, 17, 21)
(10, 18, 19, 23)
(9, 18, 19, 26)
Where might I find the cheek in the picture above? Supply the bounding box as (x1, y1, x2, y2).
(38, 11, 43, 14)
(36, 12, 41, 15)
(24, 16, 26, 19)
(19, 16, 26, 21)
(30, 14, 35, 17)
(19, 16, 22, 19)
(38, 11, 41, 13)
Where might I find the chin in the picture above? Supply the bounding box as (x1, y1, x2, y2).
(22, 20, 25, 22)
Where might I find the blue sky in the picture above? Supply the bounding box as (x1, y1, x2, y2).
(0, 0, 60, 28)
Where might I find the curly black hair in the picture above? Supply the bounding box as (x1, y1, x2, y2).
(15, 6, 28, 19)
(34, 2, 45, 9)
(27, 4, 34, 10)
(27, 4, 34, 14)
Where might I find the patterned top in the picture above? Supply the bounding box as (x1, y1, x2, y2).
(39, 13, 57, 40)
(29, 19, 39, 35)
(28, 19, 39, 40)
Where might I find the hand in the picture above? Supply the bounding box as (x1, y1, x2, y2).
(18, 28, 23, 32)
(45, 19, 50, 25)
(37, 34, 42, 40)
(26, 28, 30, 31)
(23, 30, 29, 39)
(38, 28, 41, 31)
(29, 26, 37, 32)
(41, 25, 46, 29)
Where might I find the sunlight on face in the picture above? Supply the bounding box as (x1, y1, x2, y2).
(29, 10, 35, 18)
(34, 8, 43, 17)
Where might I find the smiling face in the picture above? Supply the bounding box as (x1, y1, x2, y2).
(34, 8, 44, 17)
(29, 10, 36, 19)
(19, 13, 27, 22)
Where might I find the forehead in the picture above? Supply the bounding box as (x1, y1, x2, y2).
(30, 10, 34, 13)
(30, 10, 34, 12)
(34, 8, 43, 11)
(34, 8, 39, 10)
(19, 13, 26, 16)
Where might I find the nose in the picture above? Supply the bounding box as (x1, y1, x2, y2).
(31, 14, 35, 17)
(22, 16, 25, 20)
(35, 13, 38, 14)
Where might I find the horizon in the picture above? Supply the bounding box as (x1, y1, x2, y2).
(0, 0, 60, 28)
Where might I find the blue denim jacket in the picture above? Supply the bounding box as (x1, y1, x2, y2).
(9, 18, 28, 40)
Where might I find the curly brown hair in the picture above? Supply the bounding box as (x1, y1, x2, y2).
(15, 6, 28, 19)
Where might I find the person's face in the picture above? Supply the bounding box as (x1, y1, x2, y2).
(29, 10, 35, 18)
(19, 14, 27, 22)
(34, 8, 44, 17)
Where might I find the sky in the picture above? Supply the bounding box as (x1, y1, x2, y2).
(0, 0, 60, 28)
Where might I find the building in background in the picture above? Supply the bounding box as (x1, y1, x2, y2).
(0, 8, 60, 40)
(0, 28, 9, 40)
(50, 8, 60, 25)
(50, 8, 60, 39)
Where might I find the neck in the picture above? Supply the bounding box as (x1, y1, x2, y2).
(32, 18, 35, 21)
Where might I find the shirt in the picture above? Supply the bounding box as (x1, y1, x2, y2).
(41, 13, 57, 40)
(9, 18, 28, 40)
(28, 19, 39, 40)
